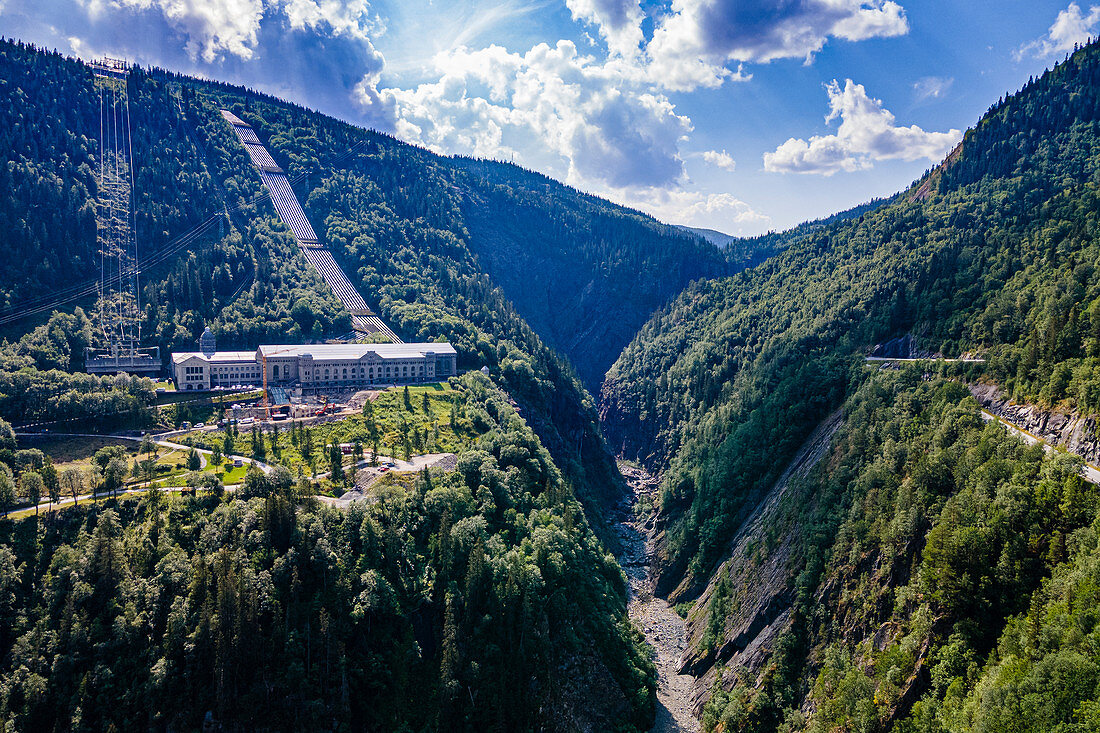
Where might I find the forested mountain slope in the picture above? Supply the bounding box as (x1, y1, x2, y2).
(0, 39, 677, 730)
(602, 40, 1100, 730)
(0, 37, 736, 391)
(453, 159, 744, 392)
(0, 373, 654, 731)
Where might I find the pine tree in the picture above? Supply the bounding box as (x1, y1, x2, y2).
(329, 443, 344, 483)
(41, 459, 60, 507)
(0, 473, 15, 514)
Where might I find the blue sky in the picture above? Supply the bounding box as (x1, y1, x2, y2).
(3, 0, 1097, 234)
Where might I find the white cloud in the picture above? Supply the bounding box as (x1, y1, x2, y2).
(120, 0, 266, 62)
(378, 41, 693, 189)
(912, 75, 953, 101)
(764, 79, 961, 175)
(647, 0, 909, 91)
(702, 149, 736, 171)
(280, 0, 383, 43)
(612, 187, 769, 234)
(82, 0, 382, 63)
(376, 1, 914, 226)
(566, 0, 643, 58)
(1018, 2, 1100, 59)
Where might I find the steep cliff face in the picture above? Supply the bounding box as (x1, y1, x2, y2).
(688, 375, 1100, 732)
(678, 411, 841, 713)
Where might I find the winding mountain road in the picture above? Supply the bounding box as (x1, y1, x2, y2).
(979, 410, 1100, 484)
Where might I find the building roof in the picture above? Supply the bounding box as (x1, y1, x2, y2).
(257, 343, 456, 360)
(171, 351, 256, 365)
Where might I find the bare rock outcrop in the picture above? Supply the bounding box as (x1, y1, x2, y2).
(970, 383, 1100, 464)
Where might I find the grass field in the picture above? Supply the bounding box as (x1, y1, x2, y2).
(16, 435, 140, 470)
(15, 434, 225, 495)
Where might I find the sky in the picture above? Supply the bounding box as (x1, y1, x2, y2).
(3, 1, 1098, 235)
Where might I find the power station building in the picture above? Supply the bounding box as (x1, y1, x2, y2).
(171, 329, 457, 391)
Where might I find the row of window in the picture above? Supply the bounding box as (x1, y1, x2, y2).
(183, 357, 454, 386)
(304, 364, 427, 380)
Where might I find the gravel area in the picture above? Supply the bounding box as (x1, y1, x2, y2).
(615, 464, 698, 733)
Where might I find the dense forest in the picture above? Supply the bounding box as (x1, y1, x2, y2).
(0, 373, 654, 730)
(8, 26, 1100, 733)
(0, 38, 699, 729)
(451, 158, 753, 391)
(602, 39, 1100, 730)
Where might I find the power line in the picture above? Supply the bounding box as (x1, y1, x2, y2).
(0, 100, 373, 328)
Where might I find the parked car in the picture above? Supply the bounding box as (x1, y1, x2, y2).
(239, 417, 255, 426)
(379, 466, 390, 472)
(180, 421, 191, 430)
(233, 459, 243, 468)
(194, 422, 205, 429)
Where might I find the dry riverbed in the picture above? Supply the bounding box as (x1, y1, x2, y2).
(615, 464, 699, 733)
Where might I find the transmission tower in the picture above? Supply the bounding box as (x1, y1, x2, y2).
(85, 58, 159, 376)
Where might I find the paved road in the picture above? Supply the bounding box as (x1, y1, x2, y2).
(980, 410, 1100, 484)
(1, 484, 235, 519)
(864, 357, 986, 363)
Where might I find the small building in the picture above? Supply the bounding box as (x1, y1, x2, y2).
(170, 341, 457, 392)
(171, 350, 258, 390)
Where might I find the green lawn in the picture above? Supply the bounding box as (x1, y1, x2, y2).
(210, 463, 248, 485)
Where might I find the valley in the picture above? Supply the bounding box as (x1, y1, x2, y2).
(3, 27, 1100, 733)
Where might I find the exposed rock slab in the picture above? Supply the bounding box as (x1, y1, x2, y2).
(680, 409, 843, 714)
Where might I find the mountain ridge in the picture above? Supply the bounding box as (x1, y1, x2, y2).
(601, 38, 1100, 731)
